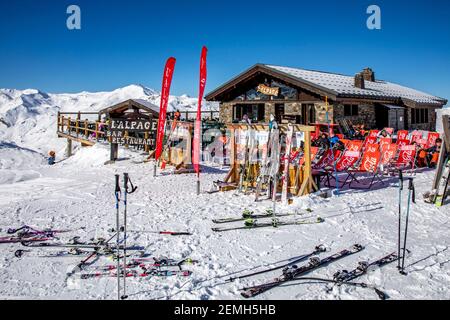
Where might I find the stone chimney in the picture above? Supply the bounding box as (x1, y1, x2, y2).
(361, 68, 375, 82)
(354, 73, 365, 89)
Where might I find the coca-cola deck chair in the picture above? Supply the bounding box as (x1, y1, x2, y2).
(380, 143, 398, 173)
(426, 132, 440, 149)
(347, 144, 384, 189)
(299, 147, 320, 167)
(323, 149, 361, 188)
(396, 130, 409, 142)
(390, 145, 417, 173)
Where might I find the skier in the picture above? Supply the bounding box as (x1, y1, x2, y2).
(48, 151, 56, 165)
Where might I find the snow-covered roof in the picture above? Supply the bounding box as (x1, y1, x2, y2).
(132, 99, 160, 113)
(264, 65, 446, 105)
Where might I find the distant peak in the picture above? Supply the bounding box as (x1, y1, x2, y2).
(116, 84, 158, 96)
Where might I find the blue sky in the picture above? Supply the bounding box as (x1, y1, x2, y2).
(0, 0, 449, 102)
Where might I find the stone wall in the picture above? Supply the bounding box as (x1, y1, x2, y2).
(333, 103, 376, 128)
(284, 102, 301, 115)
(219, 103, 233, 123)
(315, 103, 331, 123)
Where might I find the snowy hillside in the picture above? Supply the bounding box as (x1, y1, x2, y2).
(0, 84, 218, 172)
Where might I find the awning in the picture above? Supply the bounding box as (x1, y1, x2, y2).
(382, 104, 405, 110)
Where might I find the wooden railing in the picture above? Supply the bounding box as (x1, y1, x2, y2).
(57, 112, 107, 146)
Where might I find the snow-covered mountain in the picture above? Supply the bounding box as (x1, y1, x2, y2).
(0, 84, 219, 154)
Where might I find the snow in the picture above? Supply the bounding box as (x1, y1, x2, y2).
(436, 107, 450, 133)
(265, 65, 447, 105)
(0, 85, 449, 300)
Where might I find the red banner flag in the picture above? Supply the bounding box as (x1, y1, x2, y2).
(193, 47, 208, 176)
(155, 57, 176, 161)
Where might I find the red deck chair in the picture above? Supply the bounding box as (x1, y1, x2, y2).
(397, 130, 409, 141)
(299, 147, 319, 167)
(410, 131, 423, 144)
(324, 150, 361, 188)
(313, 148, 343, 170)
(392, 145, 416, 171)
(369, 130, 379, 138)
(348, 144, 384, 189)
(426, 132, 440, 148)
(363, 136, 377, 148)
(397, 139, 410, 148)
(380, 143, 398, 172)
(347, 140, 364, 152)
(379, 137, 392, 151)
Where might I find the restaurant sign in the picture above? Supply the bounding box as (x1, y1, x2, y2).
(107, 118, 157, 146)
(257, 84, 279, 97)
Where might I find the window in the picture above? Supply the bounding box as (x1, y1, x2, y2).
(411, 108, 429, 124)
(344, 104, 359, 116)
(233, 104, 265, 123)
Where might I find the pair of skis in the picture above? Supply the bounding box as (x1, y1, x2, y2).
(240, 244, 364, 298)
(83, 257, 198, 273)
(0, 225, 79, 244)
(241, 245, 397, 300)
(212, 217, 324, 232)
(227, 245, 326, 282)
(435, 159, 450, 207)
(212, 209, 300, 224)
(81, 269, 191, 279)
(254, 129, 278, 202)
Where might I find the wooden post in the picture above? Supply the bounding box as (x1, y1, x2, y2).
(299, 130, 317, 196)
(84, 120, 88, 138)
(95, 122, 99, 140)
(66, 138, 72, 157)
(68, 117, 71, 135)
(144, 132, 149, 152)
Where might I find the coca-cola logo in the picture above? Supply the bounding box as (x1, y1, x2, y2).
(363, 156, 378, 171)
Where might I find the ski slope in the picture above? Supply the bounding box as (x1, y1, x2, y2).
(0, 143, 449, 300)
(0, 85, 449, 300)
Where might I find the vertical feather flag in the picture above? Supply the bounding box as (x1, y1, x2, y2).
(155, 57, 176, 162)
(193, 47, 207, 194)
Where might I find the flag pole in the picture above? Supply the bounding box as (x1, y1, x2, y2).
(194, 46, 208, 195)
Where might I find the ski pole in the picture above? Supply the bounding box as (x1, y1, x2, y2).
(397, 170, 403, 270)
(122, 173, 128, 299)
(400, 178, 415, 275)
(114, 174, 121, 300)
(122, 173, 137, 299)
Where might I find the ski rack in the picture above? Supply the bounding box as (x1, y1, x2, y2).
(222, 123, 317, 197)
(428, 115, 450, 205)
(158, 121, 196, 174)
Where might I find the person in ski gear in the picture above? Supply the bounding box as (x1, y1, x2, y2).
(377, 129, 391, 139)
(313, 133, 330, 150)
(269, 114, 278, 130)
(174, 110, 181, 121)
(425, 138, 443, 168)
(242, 114, 252, 124)
(329, 133, 340, 147)
(48, 151, 56, 165)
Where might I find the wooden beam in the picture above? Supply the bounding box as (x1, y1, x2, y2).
(57, 132, 96, 146)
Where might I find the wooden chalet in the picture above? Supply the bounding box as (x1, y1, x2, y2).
(205, 64, 447, 131)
